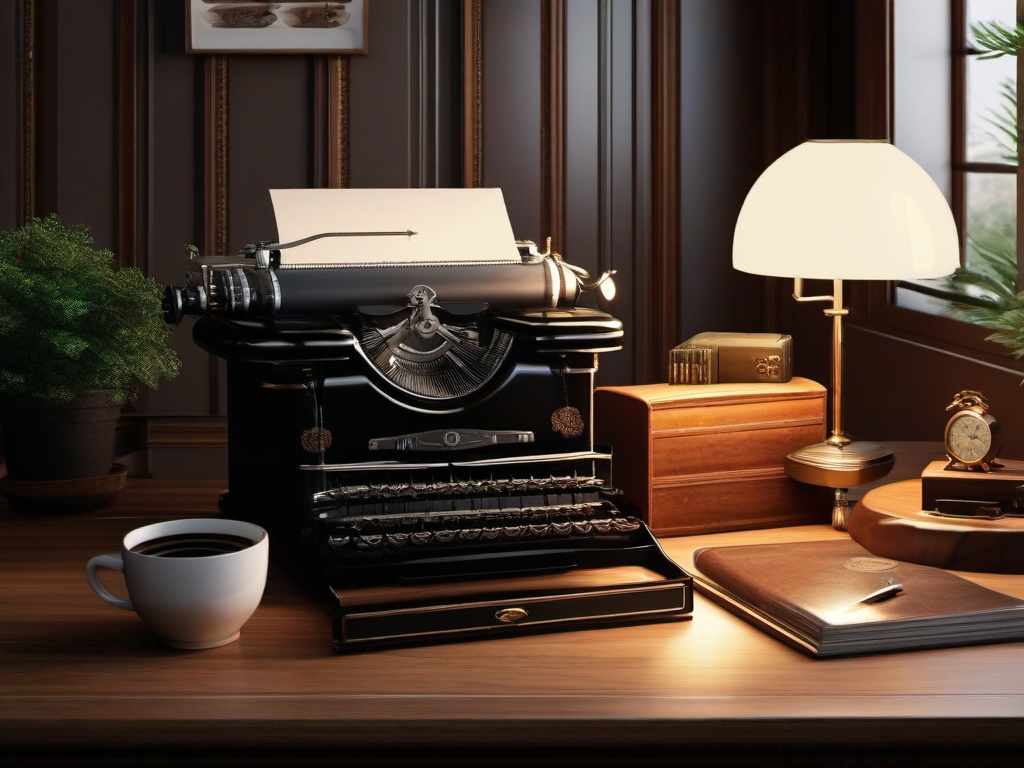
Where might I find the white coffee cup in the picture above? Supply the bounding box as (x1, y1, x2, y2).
(86, 517, 269, 649)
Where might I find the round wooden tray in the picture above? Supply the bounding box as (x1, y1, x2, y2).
(848, 478, 1024, 573)
(0, 463, 128, 514)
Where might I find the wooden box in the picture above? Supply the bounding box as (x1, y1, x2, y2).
(594, 379, 829, 536)
(920, 459, 1024, 514)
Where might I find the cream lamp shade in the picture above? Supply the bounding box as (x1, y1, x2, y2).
(733, 140, 960, 280)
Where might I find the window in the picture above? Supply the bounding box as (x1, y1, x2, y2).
(894, 0, 1018, 323)
(952, 0, 1017, 287)
(861, 0, 1024, 375)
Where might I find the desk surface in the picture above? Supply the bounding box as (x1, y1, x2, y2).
(3, 477, 1024, 765)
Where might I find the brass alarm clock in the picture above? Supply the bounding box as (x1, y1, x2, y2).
(943, 390, 1002, 472)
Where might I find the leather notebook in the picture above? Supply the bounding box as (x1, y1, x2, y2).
(690, 538, 1024, 657)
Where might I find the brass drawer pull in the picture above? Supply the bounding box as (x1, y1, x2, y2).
(495, 607, 529, 624)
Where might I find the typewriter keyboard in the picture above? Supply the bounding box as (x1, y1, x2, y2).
(314, 500, 641, 561)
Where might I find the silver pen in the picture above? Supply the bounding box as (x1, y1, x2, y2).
(857, 579, 903, 605)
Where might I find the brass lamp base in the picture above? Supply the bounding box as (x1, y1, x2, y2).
(784, 440, 895, 531)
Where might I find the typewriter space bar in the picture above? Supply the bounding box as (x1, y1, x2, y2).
(392, 548, 577, 582)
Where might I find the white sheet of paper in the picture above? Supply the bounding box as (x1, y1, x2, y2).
(269, 188, 521, 264)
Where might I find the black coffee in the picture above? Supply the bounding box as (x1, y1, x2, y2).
(130, 533, 254, 558)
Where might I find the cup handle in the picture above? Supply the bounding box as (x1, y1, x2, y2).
(86, 554, 134, 611)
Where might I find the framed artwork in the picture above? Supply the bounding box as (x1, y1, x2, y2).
(186, 1, 368, 54)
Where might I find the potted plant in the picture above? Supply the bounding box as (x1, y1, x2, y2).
(0, 215, 180, 509)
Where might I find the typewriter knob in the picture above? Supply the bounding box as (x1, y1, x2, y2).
(162, 283, 207, 325)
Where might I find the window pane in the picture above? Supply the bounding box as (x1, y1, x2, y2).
(967, 0, 1016, 30)
(895, 171, 1015, 313)
(964, 171, 1016, 276)
(966, 0, 1017, 163)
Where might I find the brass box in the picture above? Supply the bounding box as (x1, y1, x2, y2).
(669, 332, 792, 385)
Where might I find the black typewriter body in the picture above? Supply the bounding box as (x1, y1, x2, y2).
(169, 240, 692, 651)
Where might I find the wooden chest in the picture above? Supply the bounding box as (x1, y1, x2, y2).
(594, 379, 829, 536)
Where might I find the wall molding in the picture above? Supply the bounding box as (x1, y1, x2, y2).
(203, 55, 228, 257)
(649, 0, 681, 382)
(540, 0, 566, 252)
(19, 0, 36, 223)
(315, 55, 350, 188)
(116, 0, 146, 269)
(329, 55, 349, 187)
(461, 0, 482, 188)
(597, 0, 613, 280)
(147, 416, 228, 448)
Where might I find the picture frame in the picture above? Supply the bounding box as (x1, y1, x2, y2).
(186, 1, 369, 55)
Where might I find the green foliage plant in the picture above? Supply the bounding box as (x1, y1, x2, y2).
(971, 20, 1024, 60)
(943, 21, 1024, 355)
(0, 215, 180, 405)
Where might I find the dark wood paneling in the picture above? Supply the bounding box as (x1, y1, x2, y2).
(481, 0, 541, 240)
(227, 56, 311, 246)
(349, 8, 420, 188)
(630, 0, 654, 383)
(540, 0, 566, 253)
(117, 0, 146, 269)
(15, 0, 35, 225)
(3, 0, 822, 476)
(0, 2, 22, 229)
(847, 325, 1024, 458)
(203, 55, 228, 257)
(35, 0, 119, 247)
(146, 10, 207, 421)
(759, 0, 836, 396)
(564, 0, 636, 386)
(678, 0, 767, 343)
(462, 0, 483, 188)
(565, 1, 599, 274)
(854, 0, 892, 140)
(603, 0, 641, 386)
(313, 55, 349, 189)
(647, 0, 680, 384)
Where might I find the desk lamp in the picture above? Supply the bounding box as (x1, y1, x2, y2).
(733, 140, 960, 530)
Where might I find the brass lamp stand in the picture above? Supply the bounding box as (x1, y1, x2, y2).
(783, 278, 894, 530)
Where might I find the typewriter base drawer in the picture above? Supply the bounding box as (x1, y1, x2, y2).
(337, 578, 689, 650)
(289, 534, 693, 653)
(595, 379, 829, 536)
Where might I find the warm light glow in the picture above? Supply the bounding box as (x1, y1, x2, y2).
(733, 140, 960, 280)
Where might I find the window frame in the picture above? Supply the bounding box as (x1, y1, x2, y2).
(851, 0, 1024, 374)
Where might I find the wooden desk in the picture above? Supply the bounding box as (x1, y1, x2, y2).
(3, 479, 1024, 766)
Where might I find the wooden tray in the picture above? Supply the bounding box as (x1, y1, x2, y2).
(849, 478, 1024, 574)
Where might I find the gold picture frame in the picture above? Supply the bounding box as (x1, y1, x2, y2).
(186, 1, 369, 54)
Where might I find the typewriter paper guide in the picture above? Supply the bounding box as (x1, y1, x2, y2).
(269, 188, 522, 264)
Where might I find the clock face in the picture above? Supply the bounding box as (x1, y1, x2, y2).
(946, 412, 993, 463)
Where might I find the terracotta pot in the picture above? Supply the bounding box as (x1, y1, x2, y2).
(0, 392, 121, 482)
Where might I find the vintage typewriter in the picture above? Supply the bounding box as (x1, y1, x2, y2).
(164, 189, 691, 651)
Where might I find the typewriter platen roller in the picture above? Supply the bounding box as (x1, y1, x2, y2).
(164, 188, 691, 651)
